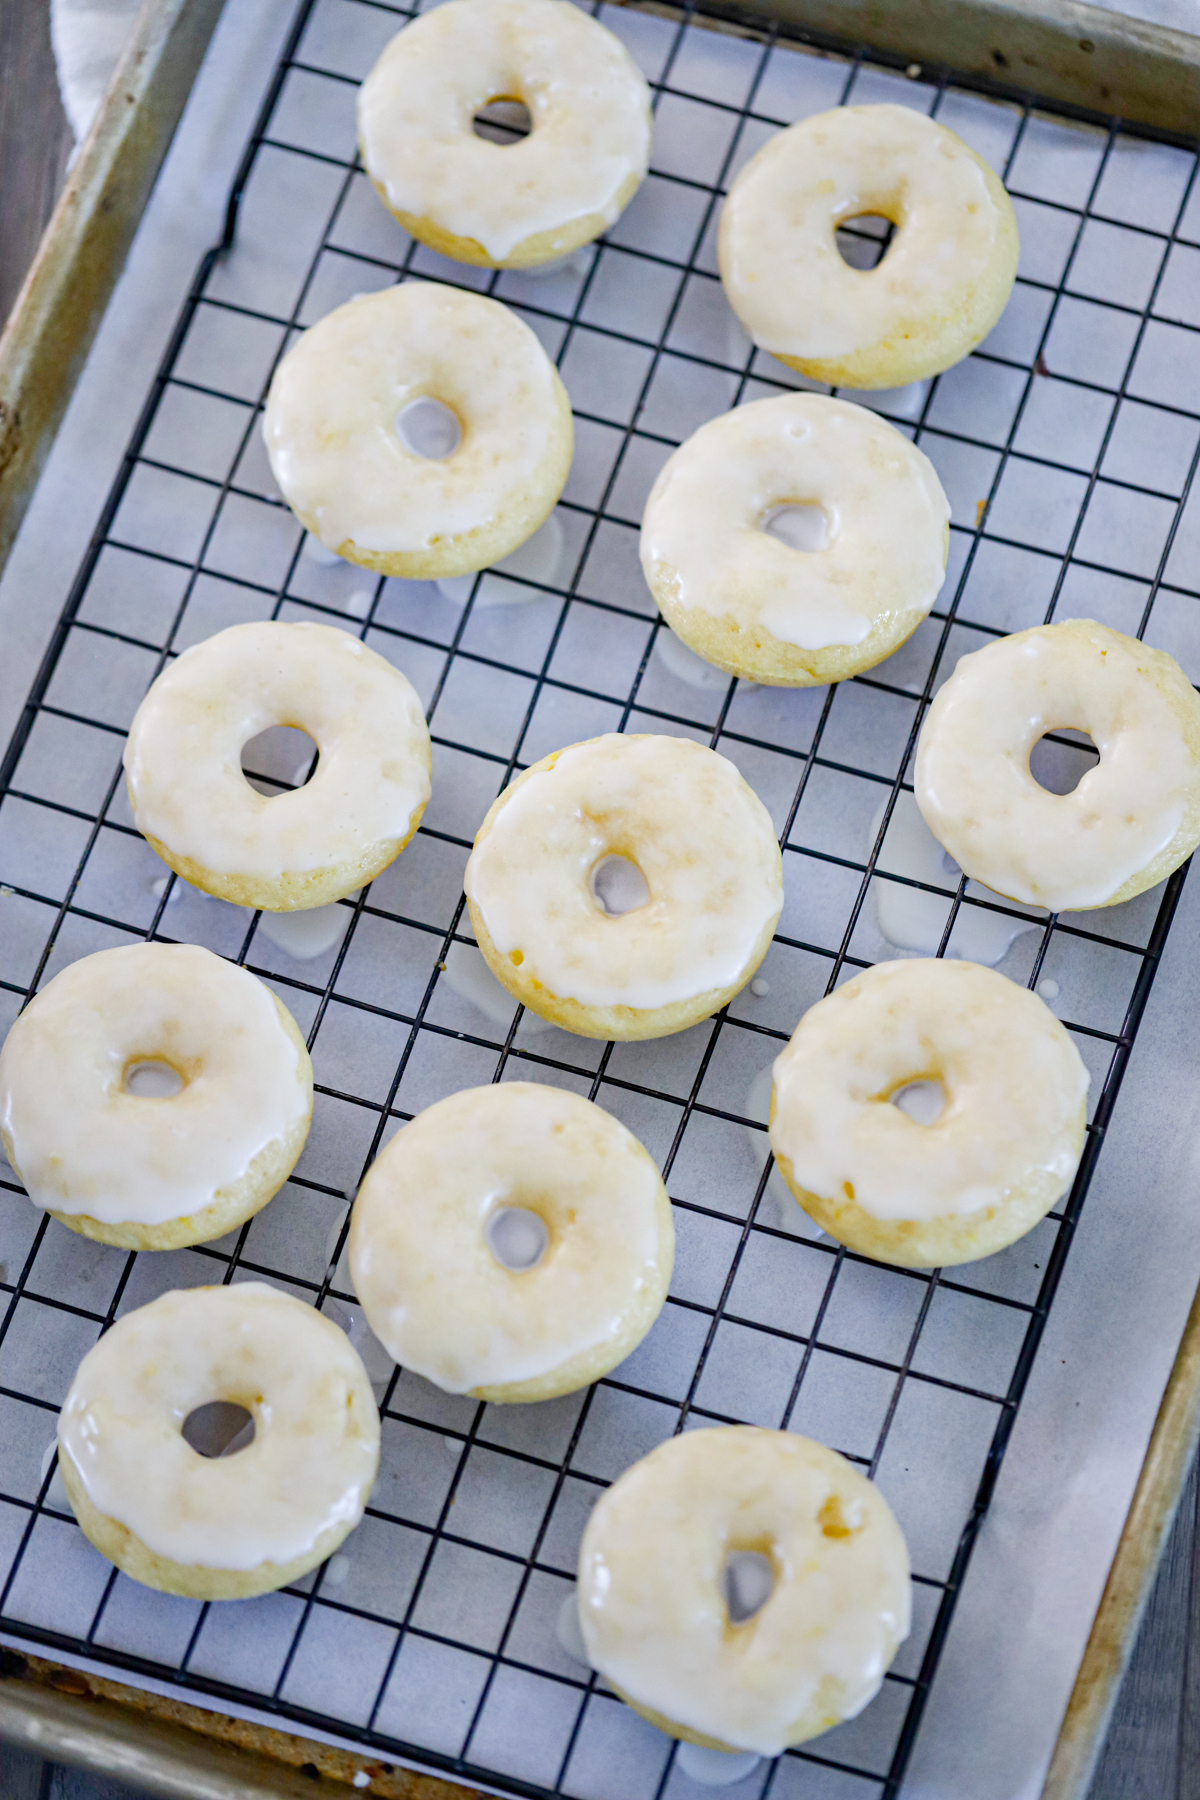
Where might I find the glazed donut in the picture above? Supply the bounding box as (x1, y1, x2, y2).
(769, 959, 1089, 1268)
(124, 620, 431, 911)
(0, 944, 312, 1251)
(263, 283, 573, 577)
(349, 1083, 673, 1402)
(719, 105, 1019, 388)
(916, 620, 1200, 912)
(357, 0, 651, 269)
(640, 394, 950, 685)
(578, 1426, 910, 1755)
(463, 734, 783, 1040)
(58, 1284, 380, 1599)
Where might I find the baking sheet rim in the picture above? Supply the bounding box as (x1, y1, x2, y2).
(2, 0, 1199, 1793)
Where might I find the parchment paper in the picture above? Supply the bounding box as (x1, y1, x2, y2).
(2, 4, 1200, 1798)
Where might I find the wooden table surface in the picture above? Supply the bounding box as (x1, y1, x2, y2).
(0, 0, 71, 324)
(0, 3, 1195, 1795)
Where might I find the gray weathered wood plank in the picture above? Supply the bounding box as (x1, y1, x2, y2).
(0, 0, 72, 323)
(1177, 1452, 1200, 1800)
(1087, 1456, 1196, 1799)
(0, 1735, 49, 1800)
(0, 8, 1197, 1800)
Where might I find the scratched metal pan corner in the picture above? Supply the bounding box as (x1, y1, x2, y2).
(1, 1, 1199, 1797)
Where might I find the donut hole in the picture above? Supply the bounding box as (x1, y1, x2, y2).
(123, 1059, 184, 1099)
(1029, 729, 1099, 796)
(835, 212, 896, 270)
(590, 854, 651, 916)
(182, 1401, 256, 1459)
(724, 1549, 775, 1624)
(890, 1078, 945, 1125)
(763, 502, 831, 554)
(473, 97, 533, 144)
(241, 725, 319, 797)
(395, 396, 462, 460)
(486, 1206, 549, 1272)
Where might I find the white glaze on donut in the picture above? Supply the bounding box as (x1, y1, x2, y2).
(463, 734, 783, 1011)
(770, 959, 1088, 1223)
(0, 944, 310, 1227)
(915, 621, 1200, 911)
(124, 621, 430, 885)
(578, 1426, 910, 1755)
(264, 285, 569, 560)
(358, 0, 651, 264)
(718, 105, 1018, 382)
(58, 1284, 379, 1570)
(349, 1083, 672, 1395)
(641, 395, 949, 651)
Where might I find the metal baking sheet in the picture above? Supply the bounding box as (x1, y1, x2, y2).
(3, 2, 1200, 1797)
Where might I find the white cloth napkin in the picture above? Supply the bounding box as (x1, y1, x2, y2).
(50, 0, 142, 144)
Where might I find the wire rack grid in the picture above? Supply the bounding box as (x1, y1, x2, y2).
(1, 1, 1200, 1795)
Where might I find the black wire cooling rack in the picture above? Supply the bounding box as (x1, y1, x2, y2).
(2, 0, 1200, 1794)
